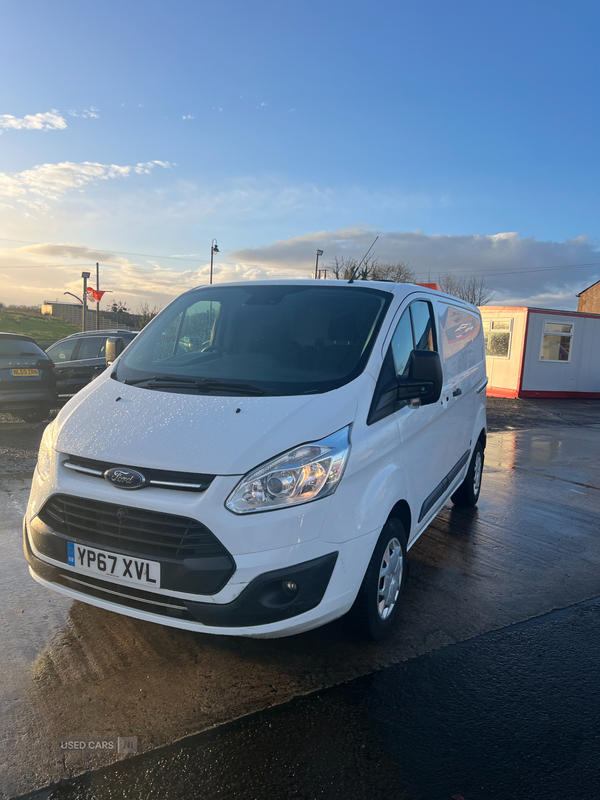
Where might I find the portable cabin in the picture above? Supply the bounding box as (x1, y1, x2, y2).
(479, 306, 600, 399)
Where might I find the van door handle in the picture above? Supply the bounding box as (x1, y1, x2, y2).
(452, 388, 462, 397)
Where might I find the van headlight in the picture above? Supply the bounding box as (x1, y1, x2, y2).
(37, 422, 55, 481)
(226, 426, 351, 514)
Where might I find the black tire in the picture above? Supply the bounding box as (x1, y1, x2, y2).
(16, 408, 50, 423)
(451, 440, 484, 507)
(348, 517, 408, 641)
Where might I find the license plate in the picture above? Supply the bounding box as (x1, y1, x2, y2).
(10, 368, 39, 376)
(67, 542, 161, 588)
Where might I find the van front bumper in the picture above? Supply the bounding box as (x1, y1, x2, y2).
(24, 519, 340, 636)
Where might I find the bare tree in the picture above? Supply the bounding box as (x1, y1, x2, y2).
(110, 300, 129, 314)
(372, 262, 415, 283)
(438, 274, 494, 306)
(328, 256, 414, 283)
(137, 301, 162, 329)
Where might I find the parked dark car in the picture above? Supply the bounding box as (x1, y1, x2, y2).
(0, 332, 57, 422)
(45, 329, 137, 402)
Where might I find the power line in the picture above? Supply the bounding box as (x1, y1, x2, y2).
(0, 237, 270, 271)
(1, 236, 600, 279)
(0, 268, 98, 270)
(0, 237, 207, 263)
(412, 262, 600, 280)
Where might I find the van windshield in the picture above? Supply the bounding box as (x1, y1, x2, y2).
(114, 284, 392, 396)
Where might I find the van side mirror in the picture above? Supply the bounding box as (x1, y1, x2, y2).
(368, 349, 443, 425)
(397, 350, 443, 406)
(105, 337, 125, 366)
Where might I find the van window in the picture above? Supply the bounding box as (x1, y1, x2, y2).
(390, 300, 437, 377)
(410, 300, 436, 351)
(439, 305, 482, 380)
(46, 339, 77, 363)
(117, 285, 392, 396)
(390, 309, 413, 377)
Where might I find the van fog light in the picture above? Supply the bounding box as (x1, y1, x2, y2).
(282, 580, 298, 596)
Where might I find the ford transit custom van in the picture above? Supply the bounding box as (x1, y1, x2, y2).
(24, 280, 487, 639)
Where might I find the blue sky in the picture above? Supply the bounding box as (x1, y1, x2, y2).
(1, 0, 599, 309)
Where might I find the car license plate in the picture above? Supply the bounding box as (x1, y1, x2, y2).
(10, 368, 39, 376)
(67, 542, 160, 588)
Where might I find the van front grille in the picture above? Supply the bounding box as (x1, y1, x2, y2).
(63, 454, 215, 492)
(39, 494, 229, 561)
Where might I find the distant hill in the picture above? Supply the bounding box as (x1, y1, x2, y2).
(0, 307, 79, 347)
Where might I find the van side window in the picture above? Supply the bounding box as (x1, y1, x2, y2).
(410, 301, 436, 352)
(390, 300, 437, 378)
(390, 309, 413, 377)
(439, 304, 483, 380)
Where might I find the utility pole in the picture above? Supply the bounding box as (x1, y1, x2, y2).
(314, 249, 324, 279)
(81, 272, 91, 332)
(96, 262, 100, 330)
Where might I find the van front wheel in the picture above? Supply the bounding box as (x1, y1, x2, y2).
(349, 518, 408, 641)
(451, 441, 484, 507)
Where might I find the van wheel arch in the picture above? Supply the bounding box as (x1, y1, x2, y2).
(387, 499, 412, 543)
(477, 427, 487, 451)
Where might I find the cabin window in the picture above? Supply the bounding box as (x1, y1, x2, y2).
(540, 321, 573, 362)
(484, 319, 512, 359)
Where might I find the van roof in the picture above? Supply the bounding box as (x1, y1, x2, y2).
(190, 279, 479, 311)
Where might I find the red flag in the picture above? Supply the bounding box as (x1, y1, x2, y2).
(86, 288, 106, 303)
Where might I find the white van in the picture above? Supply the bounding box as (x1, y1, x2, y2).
(24, 280, 487, 640)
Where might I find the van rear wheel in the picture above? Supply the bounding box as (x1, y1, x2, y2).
(349, 518, 408, 641)
(451, 441, 484, 507)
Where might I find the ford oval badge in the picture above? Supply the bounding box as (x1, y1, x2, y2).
(104, 467, 146, 490)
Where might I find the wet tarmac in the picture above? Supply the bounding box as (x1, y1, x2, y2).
(19, 597, 600, 800)
(1, 400, 600, 798)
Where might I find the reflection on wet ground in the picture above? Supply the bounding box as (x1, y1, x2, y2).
(1, 424, 600, 797)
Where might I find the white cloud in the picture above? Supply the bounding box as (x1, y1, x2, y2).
(68, 107, 100, 118)
(0, 110, 67, 132)
(0, 160, 171, 202)
(231, 228, 600, 309)
(3, 227, 599, 311)
(182, 114, 194, 120)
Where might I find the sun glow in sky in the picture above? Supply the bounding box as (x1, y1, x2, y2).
(1, 0, 599, 311)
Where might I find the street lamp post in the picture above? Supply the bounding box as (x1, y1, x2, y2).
(96, 262, 100, 330)
(210, 239, 219, 285)
(314, 249, 324, 279)
(81, 272, 91, 332)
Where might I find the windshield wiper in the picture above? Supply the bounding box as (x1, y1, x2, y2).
(122, 375, 268, 395)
